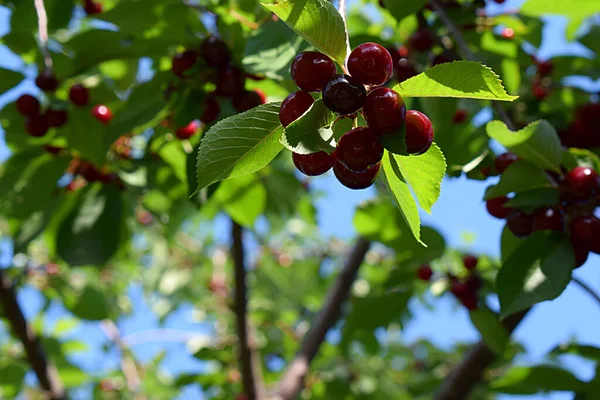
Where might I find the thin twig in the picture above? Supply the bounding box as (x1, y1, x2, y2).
(572, 277, 600, 309)
(122, 329, 199, 347)
(231, 220, 265, 400)
(0, 269, 65, 399)
(274, 237, 371, 400)
(33, 0, 53, 69)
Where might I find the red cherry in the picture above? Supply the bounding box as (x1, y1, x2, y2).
(405, 110, 434, 155)
(84, 0, 103, 15)
(291, 51, 336, 92)
(292, 151, 335, 176)
(450, 280, 469, 298)
(570, 215, 600, 254)
(44, 145, 65, 155)
(572, 239, 589, 269)
(462, 255, 478, 271)
(486, 196, 511, 219)
(171, 50, 198, 78)
(333, 161, 380, 190)
(417, 264, 433, 281)
(506, 210, 533, 238)
(460, 293, 479, 310)
(396, 58, 418, 82)
(452, 109, 468, 124)
(35, 70, 59, 92)
(494, 152, 519, 174)
(537, 60, 554, 76)
(562, 166, 600, 203)
(175, 120, 200, 140)
(501, 28, 514, 39)
(409, 29, 436, 52)
(531, 207, 564, 232)
(322, 74, 366, 115)
(16, 94, 40, 117)
(347, 42, 394, 86)
(215, 66, 246, 97)
(466, 274, 482, 292)
(432, 52, 454, 66)
(279, 91, 314, 127)
(362, 87, 406, 135)
(79, 162, 103, 182)
(137, 210, 153, 226)
(45, 109, 68, 128)
(91, 105, 112, 125)
(232, 89, 266, 113)
(26, 115, 49, 137)
(200, 96, 220, 124)
(336, 127, 384, 172)
(69, 84, 90, 107)
(494, 0, 506, 3)
(201, 36, 231, 67)
(386, 46, 401, 67)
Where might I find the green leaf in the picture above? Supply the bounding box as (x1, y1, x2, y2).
(484, 160, 553, 200)
(486, 120, 563, 172)
(521, 0, 599, 39)
(0, 68, 24, 93)
(0, 362, 26, 398)
(213, 174, 266, 227)
(56, 184, 124, 267)
(382, 151, 422, 245)
(65, 107, 108, 167)
(550, 343, 600, 362)
(65, 285, 109, 321)
(382, 0, 428, 24)
(562, 147, 600, 172)
(469, 307, 509, 355)
(579, 25, 600, 54)
(491, 365, 588, 394)
(195, 102, 284, 192)
(496, 232, 574, 318)
(280, 99, 335, 154)
(262, 0, 349, 66)
(393, 61, 518, 101)
(506, 188, 560, 213)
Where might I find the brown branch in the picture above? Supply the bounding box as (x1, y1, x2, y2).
(231, 220, 265, 400)
(274, 237, 372, 400)
(0, 269, 65, 399)
(572, 277, 600, 309)
(33, 0, 53, 69)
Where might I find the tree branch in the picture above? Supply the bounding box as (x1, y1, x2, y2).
(0, 268, 65, 399)
(274, 237, 372, 400)
(231, 220, 265, 400)
(572, 276, 600, 309)
(33, 0, 53, 69)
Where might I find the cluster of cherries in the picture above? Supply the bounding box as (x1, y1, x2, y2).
(559, 102, 600, 150)
(168, 36, 265, 140)
(531, 56, 554, 101)
(485, 153, 600, 268)
(417, 254, 483, 310)
(280, 42, 434, 190)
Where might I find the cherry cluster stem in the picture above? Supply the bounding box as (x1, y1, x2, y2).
(33, 0, 53, 69)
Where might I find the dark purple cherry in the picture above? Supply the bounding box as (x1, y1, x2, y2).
(486, 196, 511, 219)
(322, 74, 366, 115)
(570, 215, 600, 254)
(172, 50, 198, 78)
(362, 87, 406, 134)
(200, 96, 220, 124)
(291, 51, 336, 92)
(336, 127, 384, 172)
(409, 29, 436, 52)
(279, 91, 314, 127)
(531, 207, 564, 232)
(201, 36, 231, 67)
(45, 109, 68, 128)
(506, 210, 533, 238)
(26, 115, 49, 137)
(16, 94, 40, 117)
(397, 58, 418, 82)
(495, 152, 519, 174)
(562, 166, 600, 203)
(405, 110, 434, 155)
(69, 84, 90, 107)
(292, 151, 335, 176)
(35, 70, 59, 92)
(417, 264, 433, 281)
(215, 66, 246, 97)
(347, 42, 394, 86)
(462, 255, 478, 271)
(333, 161, 380, 190)
(232, 89, 266, 112)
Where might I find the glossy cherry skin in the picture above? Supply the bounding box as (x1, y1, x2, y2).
(405, 110, 434, 155)
(409, 29, 435, 52)
(336, 127, 384, 172)
(201, 36, 231, 67)
(531, 207, 564, 232)
(347, 43, 394, 86)
(292, 151, 335, 176)
(200, 96, 220, 124)
(175, 120, 200, 140)
(45, 109, 68, 128)
(171, 50, 198, 78)
(91, 105, 112, 125)
(572, 240, 589, 269)
(495, 152, 519, 174)
(460, 293, 478, 310)
(322, 74, 366, 115)
(69, 84, 90, 107)
(417, 264, 433, 281)
(462, 255, 478, 271)
(279, 91, 314, 127)
(215, 66, 246, 97)
(501, 28, 515, 39)
(84, 0, 103, 15)
(290, 51, 336, 92)
(16, 94, 40, 117)
(35, 70, 59, 92)
(26, 115, 49, 137)
(486, 196, 511, 219)
(562, 166, 600, 203)
(452, 109, 468, 124)
(333, 161, 380, 190)
(506, 210, 533, 238)
(362, 87, 406, 135)
(570, 215, 600, 254)
(397, 58, 418, 82)
(232, 89, 266, 113)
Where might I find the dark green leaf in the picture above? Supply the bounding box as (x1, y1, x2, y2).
(65, 285, 110, 321)
(0, 68, 24, 93)
(484, 160, 553, 200)
(65, 107, 108, 167)
(382, 0, 428, 24)
(469, 307, 509, 355)
(491, 365, 587, 394)
(280, 99, 335, 154)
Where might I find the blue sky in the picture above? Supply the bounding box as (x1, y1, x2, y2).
(0, 0, 599, 399)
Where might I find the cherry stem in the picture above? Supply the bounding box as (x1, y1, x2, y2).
(572, 276, 600, 309)
(352, 117, 358, 128)
(33, 0, 53, 69)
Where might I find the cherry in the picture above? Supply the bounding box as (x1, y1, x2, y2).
(347, 42, 394, 86)
(279, 91, 314, 127)
(486, 196, 511, 219)
(501, 28, 514, 39)
(333, 161, 380, 190)
(69, 84, 90, 107)
(26, 115, 49, 137)
(417, 264, 433, 281)
(494, 0, 506, 3)
(44, 145, 65, 155)
(562, 166, 600, 202)
(232, 89, 266, 113)
(336, 127, 384, 172)
(405, 110, 434, 155)
(460, 293, 479, 310)
(537, 60, 553, 76)
(409, 29, 436, 53)
(450, 279, 469, 298)
(531, 207, 564, 232)
(290, 51, 336, 92)
(396, 58, 418, 82)
(322, 74, 366, 115)
(452, 109, 468, 124)
(175, 120, 200, 140)
(84, 0, 103, 15)
(292, 151, 335, 176)
(201, 36, 231, 67)
(16, 94, 40, 117)
(362, 87, 406, 134)
(91, 105, 112, 125)
(386, 46, 402, 67)
(200, 96, 220, 124)
(569, 215, 600, 254)
(462, 255, 478, 271)
(532, 81, 548, 100)
(79, 162, 103, 182)
(432, 52, 454, 66)
(466, 274, 482, 292)
(215, 66, 246, 97)
(171, 50, 198, 78)
(494, 152, 518, 174)
(572, 240, 589, 269)
(35, 70, 59, 92)
(506, 209, 533, 238)
(45, 109, 68, 128)
(136, 210, 153, 226)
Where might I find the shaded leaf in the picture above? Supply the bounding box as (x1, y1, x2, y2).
(280, 99, 335, 154)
